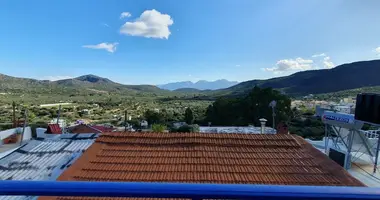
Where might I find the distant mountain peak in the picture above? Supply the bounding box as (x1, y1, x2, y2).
(74, 74, 113, 83)
(158, 79, 239, 90)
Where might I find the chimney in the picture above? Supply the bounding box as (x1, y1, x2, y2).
(259, 118, 267, 134)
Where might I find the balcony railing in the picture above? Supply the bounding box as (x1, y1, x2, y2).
(0, 181, 380, 200)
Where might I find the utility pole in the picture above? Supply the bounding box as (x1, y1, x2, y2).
(19, 109, 28, 147)
(272, 106, 276, 129)
(56, 105, 61, 124)
(12, 101, 16, 128)
(269, 100, 277, 129)
(124, 110, 128, 132)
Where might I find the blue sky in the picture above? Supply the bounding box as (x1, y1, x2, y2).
(1, 0, 380, 85)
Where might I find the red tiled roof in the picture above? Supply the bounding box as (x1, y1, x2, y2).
(40, 132, 364, 200)
(45, 124, 62, 134)
(91, 125, 114, 133)
(68, 124, 113, 134)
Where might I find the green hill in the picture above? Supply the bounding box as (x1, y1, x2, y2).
(213, 59, 380, 97)
(0, 74, 169, 97)
(1, 59, 380, 101)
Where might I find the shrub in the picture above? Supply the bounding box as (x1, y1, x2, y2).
(152, 124, 166, 132)
(176, 124, 200, 133)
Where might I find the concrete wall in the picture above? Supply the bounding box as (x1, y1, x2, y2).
(199, 126, 277, 134)
(36, 128, 61, 139)
(0, 127, 32, 142)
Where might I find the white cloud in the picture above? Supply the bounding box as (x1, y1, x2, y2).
(120, 12, 132, 19)
(264, 57, 314, 73)
(44, 76, 73, 81)
(101, 23, 110, 27)
(235, 64, 241, 67)
(120, 9, 174, 39)
(82, 42, 118, 53)
(323, 56, 335, 69)
(375, 47, 380, 56)
(312, 53, 326, 58)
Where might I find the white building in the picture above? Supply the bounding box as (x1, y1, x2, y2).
(334, 105, 352, 114)
(140, 120, 148, 128)
(50, 118, 66, 128)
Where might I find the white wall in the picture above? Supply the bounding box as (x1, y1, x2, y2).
(0, 127, 32, 142)
(36, 128, 59, 139)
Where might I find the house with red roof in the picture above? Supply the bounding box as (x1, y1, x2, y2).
(45, 124, 62, 134)
(67, 124, 114, 134)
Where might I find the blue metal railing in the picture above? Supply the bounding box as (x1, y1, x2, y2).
(0, 181, 380, 200)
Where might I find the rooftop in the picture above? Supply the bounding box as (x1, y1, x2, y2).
(0, 134, 96, 200)
(199, 126, 276, 134)
(49, 132, 362, 189)
(66, 124, 114, 134)
(46, 124, 62, 134)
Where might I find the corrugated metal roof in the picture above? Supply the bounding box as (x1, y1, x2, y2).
(0, 135, 95, 200)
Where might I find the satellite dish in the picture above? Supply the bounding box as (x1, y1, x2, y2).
(269, 100, 277, 108)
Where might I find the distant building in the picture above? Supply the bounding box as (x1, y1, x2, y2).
(334, 105, 352, 114)
(342, 97, 356, 104)
(45, 124, 62, 134)
(303, 94, 314, 99)
(140, 120, 148, 128)
(81, 109, 91, 115)
(50, 118, 66, 128)
(67, 124, 114, 134)
(173, 122, 187, 129)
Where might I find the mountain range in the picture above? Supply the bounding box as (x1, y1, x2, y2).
(158, 79, 239, 90)
(0, 74, 167, 96)
(214, 59, 380, 96)
(1, 59, 380, 97)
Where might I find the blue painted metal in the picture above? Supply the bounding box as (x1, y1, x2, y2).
(0, 181, 380, 200)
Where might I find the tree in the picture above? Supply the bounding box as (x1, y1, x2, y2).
(185, 107, 194, 124)
(205, 86, 291, 127)
(144, 109, 164, 125)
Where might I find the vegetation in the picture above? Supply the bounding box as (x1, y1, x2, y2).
(206, 86, 291, 127)
(1, 61, 380, 141)
(184, 108, 194, 124)
(315, 86, 380, 101)
(288, 113, 325, 140)
(152, 124, 167, 132)
(173, 124, 200, 133)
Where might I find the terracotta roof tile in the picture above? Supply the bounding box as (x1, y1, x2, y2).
(40, 132, 364, 200)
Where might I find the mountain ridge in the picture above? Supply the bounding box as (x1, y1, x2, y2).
(158, 79, 239, 90)
(1, 59, 380, 97)
(214, 59, 380, 96)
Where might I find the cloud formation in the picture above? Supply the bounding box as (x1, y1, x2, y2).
(312, 53, 326, 58)
(101, 23, 110, 27)
(82, 42, 118, 53)
(376, 47, 380, 56)
(323, 56, 335, 69)
(120, 12, 132, 19)
(120, 9, 174, 39)
(264, 58, 314, 73)
(44, 76, 73, 81)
